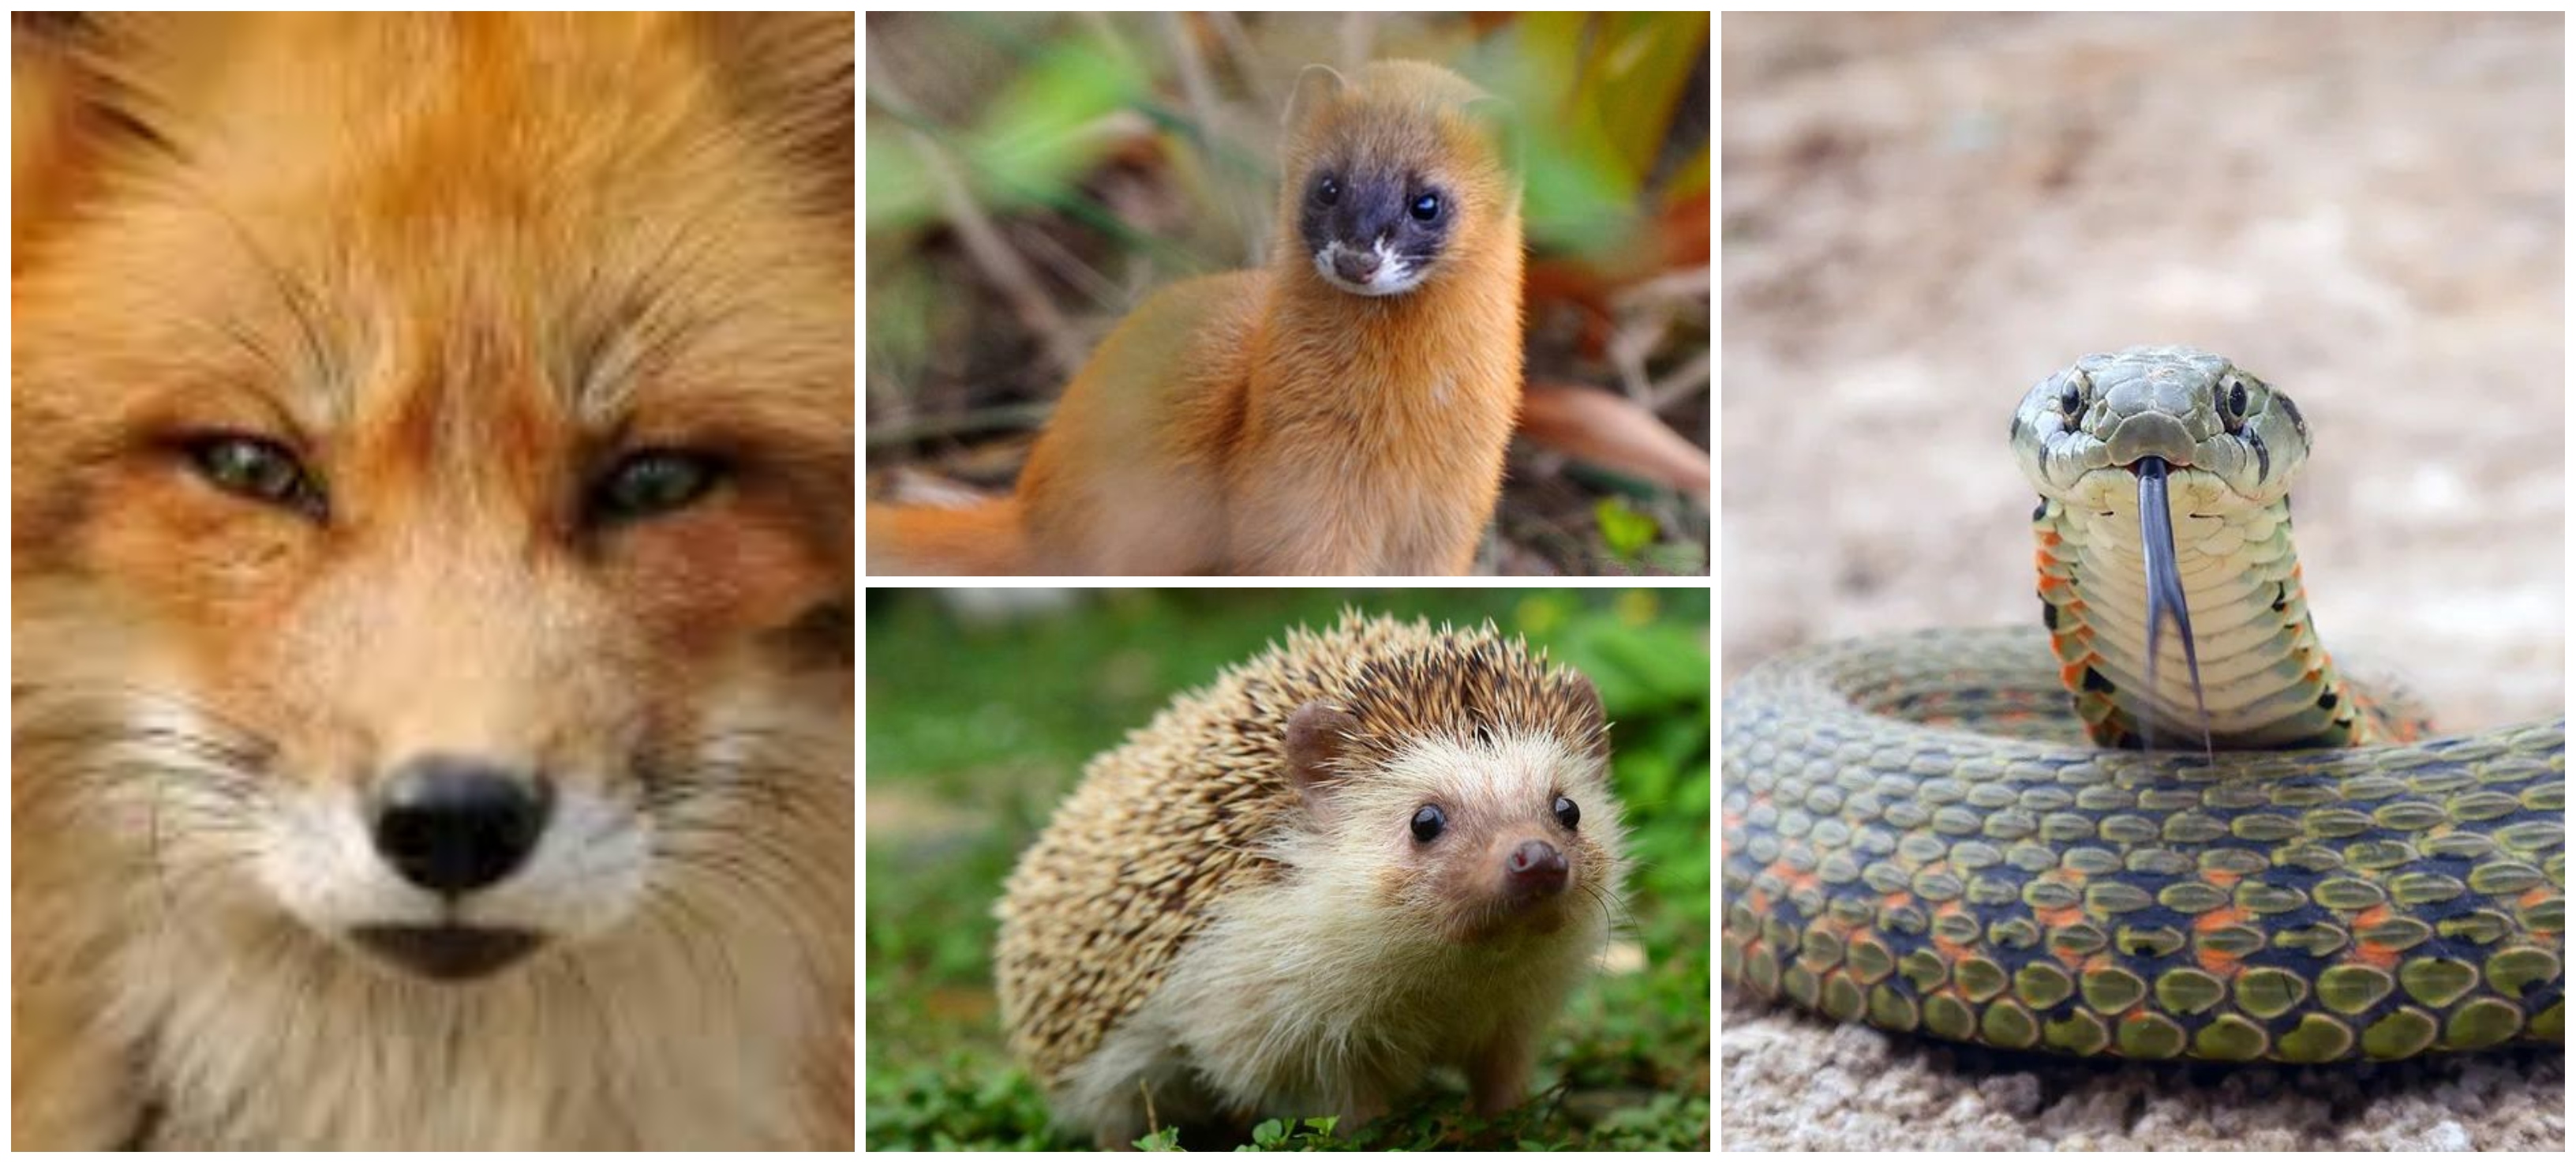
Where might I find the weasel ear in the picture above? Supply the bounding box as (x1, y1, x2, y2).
(1460, 94, 1524, 178)
(1284, 700, 1361, 821)
(1284, 63, 1346, 129)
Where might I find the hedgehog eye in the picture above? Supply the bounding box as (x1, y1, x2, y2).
(1410, 805, 1446, 842)
(1552, 796, 1580, 829)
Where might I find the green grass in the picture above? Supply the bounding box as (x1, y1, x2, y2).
(864, 588, 1710, 1150)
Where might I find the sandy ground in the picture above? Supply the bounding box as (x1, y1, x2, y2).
(1719, 12, 2564, 1150)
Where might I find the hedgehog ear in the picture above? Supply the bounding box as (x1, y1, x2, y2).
(1562, 673, 1610, 759)
(1565, 672, 1603, 720)
(1284, 701, 1361, 822)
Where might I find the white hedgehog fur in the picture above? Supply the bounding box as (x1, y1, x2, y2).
(1054, 726, 1623, 1144)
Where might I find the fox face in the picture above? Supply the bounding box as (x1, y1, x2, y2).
(13, 13, 852, 1001)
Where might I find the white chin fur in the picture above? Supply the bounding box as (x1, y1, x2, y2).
(258, 782, 649, 946)
(1312, 240, 1426, 297)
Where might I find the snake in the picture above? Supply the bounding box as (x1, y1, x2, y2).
(1720, 346, 2565, 1062)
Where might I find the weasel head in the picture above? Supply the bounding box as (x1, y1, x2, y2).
(1281, 61, 1517, 300)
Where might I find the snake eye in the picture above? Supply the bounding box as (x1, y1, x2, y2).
(2228, 381, 2248, 418)
(2057, 380, 2082, 417)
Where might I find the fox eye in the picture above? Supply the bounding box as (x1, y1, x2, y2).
(187, 435, 324, 516)
(1410, 193, 1440, 222)
(592, 448, 724, 522)
(1314, 174, 1341, 206)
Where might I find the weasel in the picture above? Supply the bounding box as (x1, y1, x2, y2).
(870, 60, 1525, 576)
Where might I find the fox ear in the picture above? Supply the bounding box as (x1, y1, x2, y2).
(698, 12, 852, 224)
(14, 14, 108, 261)
(13, 15, 222, 263)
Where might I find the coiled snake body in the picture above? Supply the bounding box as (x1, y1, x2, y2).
(1721, 347, 2565, 1061)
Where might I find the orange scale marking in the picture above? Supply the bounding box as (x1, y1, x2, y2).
(2192, 906, 2252, 972)
(2346, 905, 2402, 968)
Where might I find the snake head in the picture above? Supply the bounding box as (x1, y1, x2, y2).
(2011, 345, 2309, 513)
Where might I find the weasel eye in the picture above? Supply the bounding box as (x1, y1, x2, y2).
(593, 448, 724, 523)
(1553, 796, 1580, 829)
(187, 434, 324, 516)
(1410, 193, 1440, 222)
(1315, 175, 1341, 206)
(1410, 805, 1446, 842)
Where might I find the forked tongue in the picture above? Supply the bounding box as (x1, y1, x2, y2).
(2135, 456, 2213, 757)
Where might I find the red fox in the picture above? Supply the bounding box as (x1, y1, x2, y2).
(12, 14, 853, 1149)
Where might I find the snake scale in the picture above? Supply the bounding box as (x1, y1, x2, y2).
(1721, 347, 2565, 1062)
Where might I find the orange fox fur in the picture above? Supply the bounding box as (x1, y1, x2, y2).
(869, 61, 1524, 576)
(12, 14, 852, 1149)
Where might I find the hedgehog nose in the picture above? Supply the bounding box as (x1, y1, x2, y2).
(1504, 839, 1568, 898)
(1333, 248, 1381, 283)
(369, 755, 552, 895)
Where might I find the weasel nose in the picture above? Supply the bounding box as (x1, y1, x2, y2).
(1332, 248, 1381, 283)
(370, 756, 552, 895)
(1504, 838, 1568, 897)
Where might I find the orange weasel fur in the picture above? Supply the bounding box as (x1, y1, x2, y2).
(870, 61, 1524, 576)
(13, 14, 852, 1149)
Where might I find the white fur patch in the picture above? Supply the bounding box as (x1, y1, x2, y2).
(1312, 237, 1428, 297)
(258, 782, 649, 941)
(59, 692, 845, 1147)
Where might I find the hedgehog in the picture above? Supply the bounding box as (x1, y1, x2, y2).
(993, 612, 1624, 1148)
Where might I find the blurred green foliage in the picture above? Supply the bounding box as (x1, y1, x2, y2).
(1474, 10, 1709, 256)
(867, 12, 1709, 266)
(864, 588, 1709, 1150)
(869, 35, 1150, 234)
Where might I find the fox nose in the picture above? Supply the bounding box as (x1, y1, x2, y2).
(369, 756, 552, 895)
